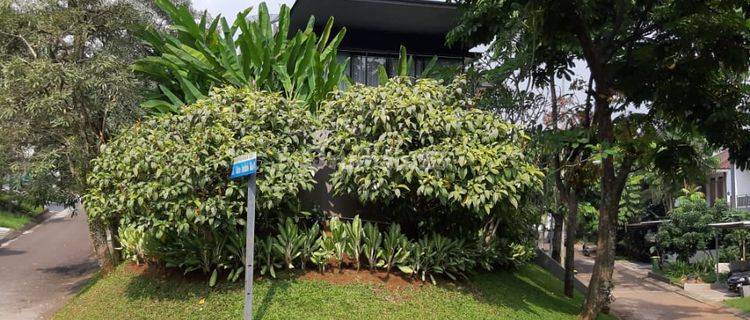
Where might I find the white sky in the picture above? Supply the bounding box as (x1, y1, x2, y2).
(191, 0, 293, 20)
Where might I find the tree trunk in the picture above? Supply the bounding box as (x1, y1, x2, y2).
(564, 191, 578, 298)
(581, 97, 632, 319)
(551, 211, 564, 263)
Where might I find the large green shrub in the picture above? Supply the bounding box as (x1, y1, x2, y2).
(322, 77, 543, 240)
(135, 0, 347, 114)
(657, 188, 730, 261)
(84, 87, 318, 277)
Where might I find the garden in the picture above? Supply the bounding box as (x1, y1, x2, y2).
(2, 0, 749, 319)
(616, 187, 750, 292)
(67, 1, 581, 318)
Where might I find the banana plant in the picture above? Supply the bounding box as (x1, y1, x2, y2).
(362, 222, 382, 270)
(135, 0, 348, 114)
(344, 215, 364, 270)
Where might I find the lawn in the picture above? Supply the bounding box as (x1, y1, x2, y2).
(725, 297, 750, 313)
(55, 263, 615, 320)
(0, 191, 43, 230)
(0, 210, 33, 230)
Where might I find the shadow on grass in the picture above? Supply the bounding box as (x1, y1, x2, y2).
(121, 263, 293, 317)
(117, 262, 586, 319)
(461, 265, 585, 318)
(255, 279, 291, 320)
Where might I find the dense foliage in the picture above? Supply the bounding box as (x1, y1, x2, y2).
(450, 0, 750, 316)
(322, 77, 543, 242)
(135, 0, 347, 113)
(92, 77, 542, 284)
(85, 87, 318, 280)
(656, 189, 730, 262)
(0, 0, 171, 204)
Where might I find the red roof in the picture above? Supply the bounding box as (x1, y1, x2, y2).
(718, 150, 731, 169)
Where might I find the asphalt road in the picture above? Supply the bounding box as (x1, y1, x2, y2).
(0, 206, 98, 320)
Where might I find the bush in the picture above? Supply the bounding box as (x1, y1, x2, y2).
(84, 87, 318, 279)
(657, 189, 729, 261)
(322, 77, 542, 248)
(118, 223, 158, 265)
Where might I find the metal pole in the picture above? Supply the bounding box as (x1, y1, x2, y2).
(716, 233, 720, 285)
(244, 174, 256, 320)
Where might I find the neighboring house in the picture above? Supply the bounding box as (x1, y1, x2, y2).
(704, 150, 750, 210)
(289, 0, 474, 86)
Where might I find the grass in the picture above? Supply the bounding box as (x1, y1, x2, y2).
(726, 297, 750, 313)
(0, 210, 33, 229)
(55, 264, 616, 320)
(0, 191, 43, 230)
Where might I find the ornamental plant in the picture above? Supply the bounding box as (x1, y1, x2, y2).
(657, 188, 731, 262)
(322, 77, 543, 241)
(135, 0, 348, 113)
(84, 87, 318, 277)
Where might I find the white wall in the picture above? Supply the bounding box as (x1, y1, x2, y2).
(735, 166, 750, 197)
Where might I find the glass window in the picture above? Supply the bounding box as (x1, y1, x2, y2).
(337, 53, 351, 89)
(366, 56, 386, 86)
(350, 55, 367, 85)
(386, 57, 399, 78)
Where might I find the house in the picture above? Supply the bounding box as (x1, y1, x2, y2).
(289, 0, 474, 86)
(704, 150, 750, 210)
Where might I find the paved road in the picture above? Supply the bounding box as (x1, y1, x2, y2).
(575, 254, 744, 320)
(0, 206, 98, 320)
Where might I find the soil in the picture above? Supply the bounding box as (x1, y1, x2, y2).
(124, 262, 428, 292)
(299, 268, 424, 291)
(124, 262, 210, 283)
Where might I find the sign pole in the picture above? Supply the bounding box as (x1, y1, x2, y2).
(244, 173, 256, 320)
(230, 152, 258, 320)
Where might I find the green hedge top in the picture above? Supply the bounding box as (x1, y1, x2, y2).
(322, 77, 543, 215)
(84, 87, 318, 236)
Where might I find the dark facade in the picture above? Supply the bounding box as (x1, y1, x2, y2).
(289, 0, 472, 86)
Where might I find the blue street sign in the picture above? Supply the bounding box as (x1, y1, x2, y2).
(230, 153, 258, 180)
(229, 152, 259, 320)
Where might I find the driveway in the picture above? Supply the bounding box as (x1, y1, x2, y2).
(575, 253, 744, 320)
(0, 205, 98, 320)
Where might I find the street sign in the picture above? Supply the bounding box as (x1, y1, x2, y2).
(230, 153, 258, 180)
(230, 152, 257, 320)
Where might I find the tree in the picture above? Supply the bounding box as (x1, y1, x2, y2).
(0, 0, 172, 205)
(449, 1, 750, 318)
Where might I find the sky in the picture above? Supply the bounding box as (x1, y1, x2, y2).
(191, 0, 293, 20)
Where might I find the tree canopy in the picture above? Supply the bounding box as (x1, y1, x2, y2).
(0, 0, 171, 204)
(449, 1, 750, 317)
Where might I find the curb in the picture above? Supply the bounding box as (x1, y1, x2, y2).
(0, 209, 54, 247)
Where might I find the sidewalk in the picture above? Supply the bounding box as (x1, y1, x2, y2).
(574, 253, 745, 320)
